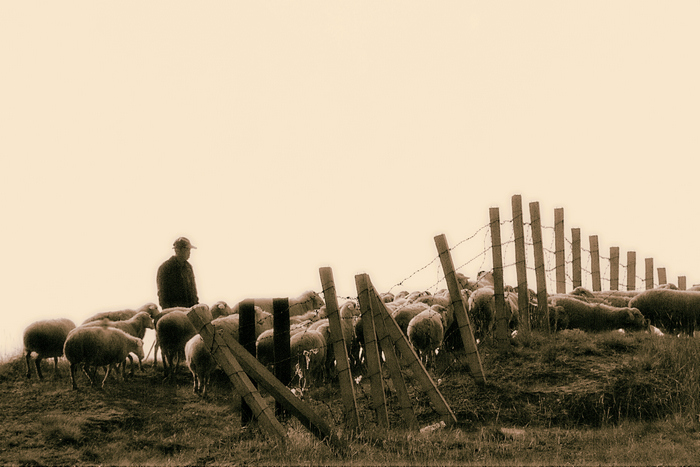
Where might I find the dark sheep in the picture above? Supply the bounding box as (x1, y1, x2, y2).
(550, 296, 647, 332)
(629, 289, 700, 336)
(23, 318, 76, 380)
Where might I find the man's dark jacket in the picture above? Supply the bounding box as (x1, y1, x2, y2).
(156, 256, 199, 309)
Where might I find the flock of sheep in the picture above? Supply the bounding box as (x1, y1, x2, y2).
(21, 273, 700, 394)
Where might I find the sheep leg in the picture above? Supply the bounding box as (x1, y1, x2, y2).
(69, 363, 79, 390)
(52, 356, 59, 379)
(101, 365, 112, 388)
(82, 365, 97, 386)
(34, 356, 44, 380)
(25, 352, 33, 379)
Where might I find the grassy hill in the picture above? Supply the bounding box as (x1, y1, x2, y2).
(2, 329, 700, 465)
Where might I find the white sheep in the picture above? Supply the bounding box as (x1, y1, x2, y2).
(82, 311, 154, 374)
(210, 301, 234, 320)
(231, 290, 325, 317)
(151, 306, 191, 367)
(23, 318, 76, 380)
(185, 334, 218, 396)
(290, 328, 327, 388)
(156, 306, 204, 379)
(81, 302, 159, 325)
(63, 325, 145, 389)
(407, 304, 451, 367)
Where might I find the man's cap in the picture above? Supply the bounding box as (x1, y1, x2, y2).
(173, 237, 196, 249)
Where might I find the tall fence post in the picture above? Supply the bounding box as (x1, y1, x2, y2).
(645, 258, 654, 290)
(679, 276, 687, 290)
(434, 234, 486, 383)
(572, 228, 581, 289)
(590, 235, 601, 292)
(272, 298, 291, 420)
(627, 251, 637, 291)
(529, 202, 550, 333)
(239, 299, 256, 427)
(511, 195, 530, 332)
(658, 268, 667, 286)
(490, 207, 510, 349)
(610, 247, 620, 291)
(319, 267, 361, 432)
(555, 207, 566, 294)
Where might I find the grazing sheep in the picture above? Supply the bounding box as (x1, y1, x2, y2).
(81, 302, 159, 325)
(290, 328, 327, 387)
(151, 306, 191, 366)
(23, 318, 76, 380)
(156, 307, 204, 379)
(255, 324, 309, 371)
(231, 290, 325, 317)
(210, 301, 233, 320)
(407, 305, 450, 367)
(629, 289, 700, 336)
(388, 302, 430, 336)
(467, 287, 518, 341)
(82, 311, 154, 373)
(63, 326, 145, 389)
(185, 335, 218, 396)
(550, 296, 647, 333)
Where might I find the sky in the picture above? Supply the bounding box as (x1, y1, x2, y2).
(2, 1, 699, 357)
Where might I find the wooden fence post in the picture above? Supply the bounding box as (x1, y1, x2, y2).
(319, 267, 361, 431)
(679, 276, 687, 290)
(555, 207, 566, 294)
(590, 235, 601, 292)
(646, 258, 654, 290)
(489, 207, 510, 349)
(529, 202, 550, 333)
(658, 268, 667, 286)
(434, 234, 487, 383)
(572, 228, 581, 289)
(610, 247, 620, 291)
(239, 299, 256, 426)
(627, 251, 637, 291)
(511, 195, 531, 331)
(355, 274, 389, 428)
(272, 298, 291, 420)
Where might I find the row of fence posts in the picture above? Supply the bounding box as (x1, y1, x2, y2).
(486, 195, 691, 349)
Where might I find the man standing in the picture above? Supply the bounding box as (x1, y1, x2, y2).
(157, 237, 199, 309)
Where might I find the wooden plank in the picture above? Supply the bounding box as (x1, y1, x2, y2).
(434, 234, 486, 383)
(273, 298, 291, 419)
(627, 251, 637, 291)
(571, 228, 581, 289)
(489, 207, 510, 349)
(188, 306, 349, 456)
(369, 290, 418, 430)
(555, 207, 566, 294)
(188, 305, 285, 440)
(319, 267, 361, 431)
(239, 299, 256, 426)
(610, 247, 620, 291)
(529, 202, 550, 333)
(355, 273, 389, 428)
(657, 268, 667, 285)
(646, 258, 654, 290)
(511, 195, 531, 332)
(589, 235, 601, 292)
(679, 276, 687, 290)
(370, 282, 458, 426)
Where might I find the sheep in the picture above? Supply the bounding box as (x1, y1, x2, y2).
(628, 289, 700, 336)
(290, 328, 327, 388)
(151, 306, 191, 367)
(230, 290, 325, 317)
(185, 335, 218, 396)
(82, 311, 154, 374)
(255, 324, 308, 371)
(23, 318, 76, 380)
(156, 306, 204, 379)
(63, 325, 145, 389)
(210, 301, 234, 319)
(388, 302, 430, 337)
(467, 287, 519, 341)
(550, 296, 647, 333)
(407, 305, 450, 367)
(212, 306, 274, 342)
(81, 302, 159, 325)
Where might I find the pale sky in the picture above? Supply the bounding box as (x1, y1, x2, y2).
(2, 1, 699, 357)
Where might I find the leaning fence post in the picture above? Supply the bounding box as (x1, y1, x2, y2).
(319, 267, 361, 432)
(239, 299, 257, 427)
(658, 268, 667, 286)
(529, 202, 550, 333)
(610, 247, 620, 291)
(434, 234, 487, 383)
(273, 298, 291, 420)
(489, 207, 510, 349)
(555, 207, 566, 294)
(572, 228, 581, 289)
(679, 276, 687, 290)
(590, 235, 601, 292)
(645, 258, 654, 290)
(627, 251, 637, 291)
(355, 273, 389, 428)
(511, 195, 531, 331)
